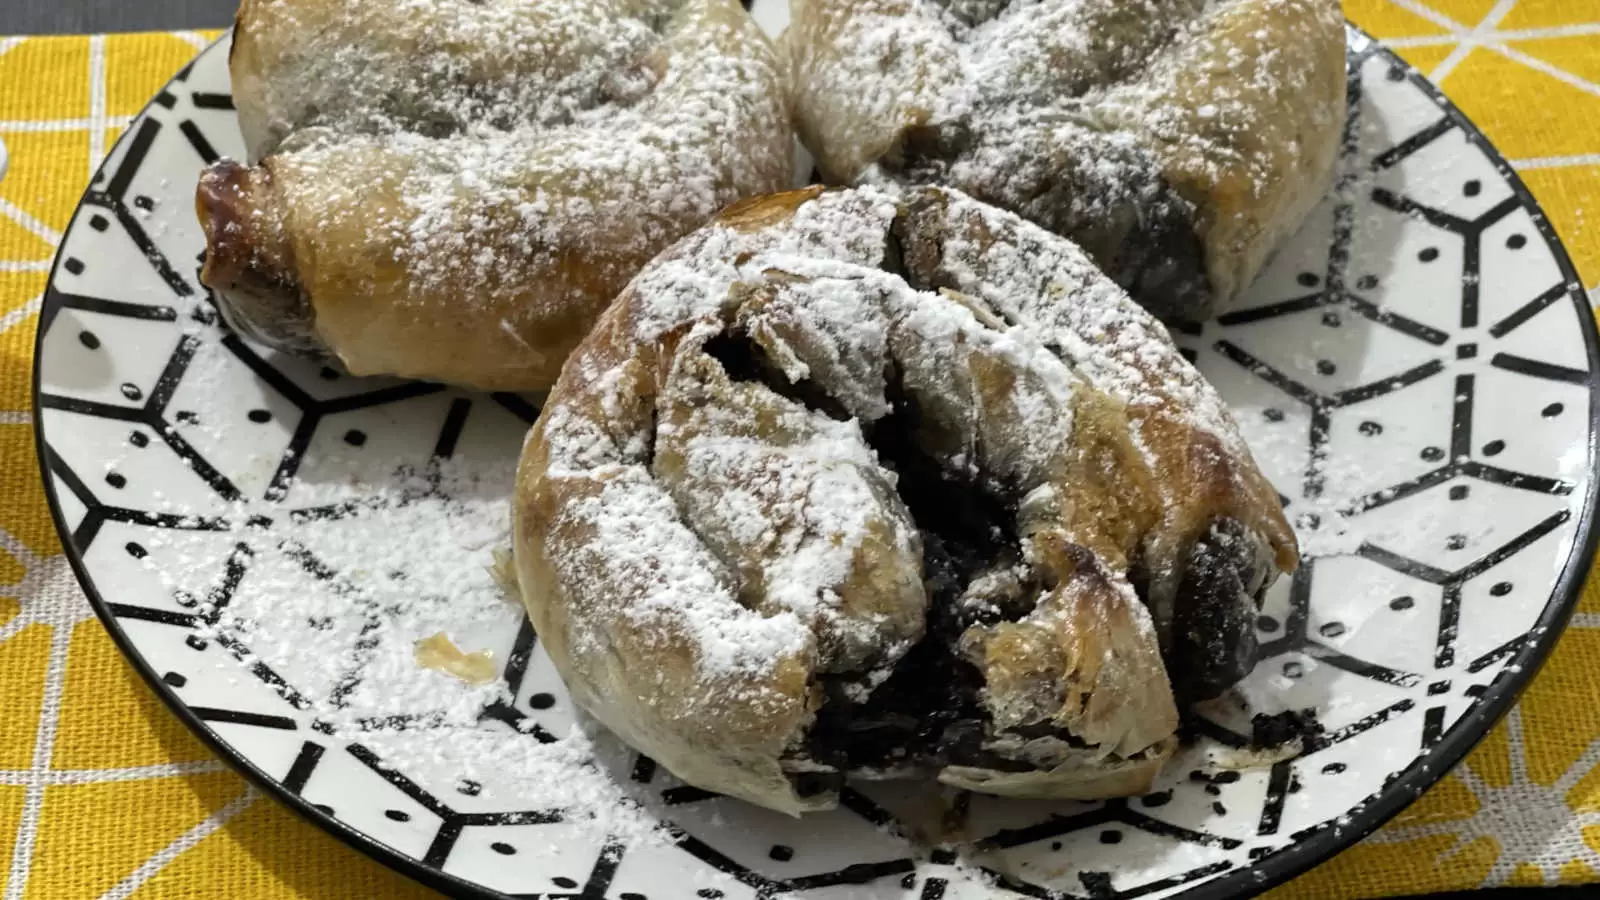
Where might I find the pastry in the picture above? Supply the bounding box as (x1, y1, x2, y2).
(197, 0, 793, 391)
(511, 186, 1298, 815)
(785, 0, 1347, 322)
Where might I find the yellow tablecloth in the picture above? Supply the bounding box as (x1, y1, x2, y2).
(3, 3, 1600, 898)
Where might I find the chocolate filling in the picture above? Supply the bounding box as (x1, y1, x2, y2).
(802, 380, 1040, 779)
(702, 327, 1071, 789)
(1162, 520, 1268, 705)
(696, 231, 1279, 796)
(884, 115, 1214, 324)
(891, 200, 1274, 704)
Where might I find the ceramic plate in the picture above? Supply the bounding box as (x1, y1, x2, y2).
(32, 9, 1600, 900)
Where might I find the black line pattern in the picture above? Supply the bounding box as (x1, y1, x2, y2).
(29, 24, 1600, 900)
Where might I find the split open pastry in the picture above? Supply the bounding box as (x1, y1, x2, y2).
(195, 0, 792, 391)
(785, 0, 1347, 323)
(512, 186, 1298, 815)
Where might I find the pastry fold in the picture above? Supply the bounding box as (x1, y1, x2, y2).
(513, 186, 1298, 814)
(786, 0, 1347, 321)
(198, 0, 793, 391)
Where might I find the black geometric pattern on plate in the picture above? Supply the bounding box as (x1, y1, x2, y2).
(30, 18, 1600, 900)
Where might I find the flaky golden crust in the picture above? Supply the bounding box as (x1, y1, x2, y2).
(1119, 0, 1348, 307)
(785, 0, 1346, 321)
(895, 186, 1298, 699)
(515, 187, 1296, 814)
(230, 0, 684, 164)
(514, 315, 826, 811)
(199, 0, 793, 392)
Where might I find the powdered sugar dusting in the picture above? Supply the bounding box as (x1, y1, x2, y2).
(929, 191, 1244, 456)
(627, 188, 902, 342)
(225, 0, 793, 387)
(104, 332, 672, 841)
(789, 0, 1345, 317)
(553, 465, 813, 680)
(236, 0, 679, 160)
(523, 186, 1292, 810)
(659, 388, 919, 673)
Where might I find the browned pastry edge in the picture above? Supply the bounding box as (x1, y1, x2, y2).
(511, 186, 1300, 814)
(195, 161, 324, 357)
(784, 0, 1346, 323)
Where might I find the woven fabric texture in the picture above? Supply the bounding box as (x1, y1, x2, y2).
(2, 3, 1600, 897)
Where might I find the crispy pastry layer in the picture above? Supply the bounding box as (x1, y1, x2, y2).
(513, 187, 1298, 814)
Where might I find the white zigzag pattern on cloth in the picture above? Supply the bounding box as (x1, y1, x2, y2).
(1364, 706, 1600, 885)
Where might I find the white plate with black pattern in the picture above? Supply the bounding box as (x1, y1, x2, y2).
(32, 7, 1600, 900)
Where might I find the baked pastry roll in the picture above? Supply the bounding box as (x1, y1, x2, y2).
(512, 186, 1298, 814)
(785, 0, 1347, 322)
(197, 0, 793, 391)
